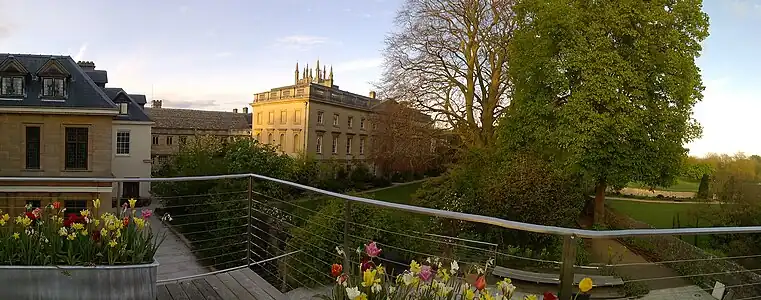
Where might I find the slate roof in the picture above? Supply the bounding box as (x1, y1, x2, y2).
(129, 94, 147, 105)
(0, 54, 116, 109)
(103, 88, 152, 122)
(145, 107, 252, 131)
(85, 70, 108, 86)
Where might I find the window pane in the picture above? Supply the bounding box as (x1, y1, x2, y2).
(116, 131, 130, 154)
(25, 126, 41, 169)
(12, 77, 23, 95)
(65, 127, 88, 169)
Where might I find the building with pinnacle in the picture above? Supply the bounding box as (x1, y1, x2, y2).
(251, 60, 382, 163)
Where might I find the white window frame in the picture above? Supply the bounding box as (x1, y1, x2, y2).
(316, 135, 323, 154)
(348, 116, 354, 128)
(332, 136, 338, 154)
(360, 137, 365, 155)
(317, 111, 324, 124)
(116, 130, 130, 155)
(333, 114, 339, 126)
(346, 137, 352, 154)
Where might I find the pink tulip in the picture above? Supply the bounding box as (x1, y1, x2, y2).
(141, 209, 153, 219)
(364, 241, 382, 257)
(419, 265, 433, 282)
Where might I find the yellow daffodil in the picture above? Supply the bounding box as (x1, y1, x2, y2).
(92, 199, 101, 209)
(115, 230, 121, 238)
(361, 269, 380, 287)
(101, 228, 108, 237)
(67, 233, 76, 240)
(1, 214, 9, 222)
(58, 227, 68, 236)
(480, 291, 495, 300)
(464, 289, 475, 300)
(80, 229, 88, 236)
(133, 217, 145, 230)
(72, 223, 84, 230)
(0, 219, 5, 226)
(356, 294, 367, 300)
(93, 219, 100, 227)
(410, 260, 421, 273)
(56, 217, 63, 225)
(524, 295, 538, 300)
(437, 268, 450, 281)
(108, 240, 118, 248)
(12, 232, 20, 240)
(15, 216, 32, 227)
(579, 277, 593, 293)
(376, 265, 385, 275)
(128, 198, 137, 209)
(80, 210, 90, 218)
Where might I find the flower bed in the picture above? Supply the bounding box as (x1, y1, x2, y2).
(320, 241, 594, 300)
(0, 199, 167, 299)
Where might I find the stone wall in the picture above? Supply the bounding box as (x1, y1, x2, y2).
(605, 206, 761, 298)
(618, 187, 696, 199)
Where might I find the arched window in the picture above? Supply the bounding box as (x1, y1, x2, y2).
(268, 133, 273, 144)
(293, 134, 300, 152)
(279, 134, 285, 149)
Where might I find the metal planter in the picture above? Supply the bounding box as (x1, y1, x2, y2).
(0, 261, 158, 300)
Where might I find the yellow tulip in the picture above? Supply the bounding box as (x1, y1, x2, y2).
(12, 232, 20, 240)
(92, 199, 101, 209)
(578, 277, 593, 293)
(410, 260, 421, 273)
(128, 198, 137, 209)
(464, 289, 475, 300)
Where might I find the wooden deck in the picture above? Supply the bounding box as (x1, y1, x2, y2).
(157, 268, 287, 300)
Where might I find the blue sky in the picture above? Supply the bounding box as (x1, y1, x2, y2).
(0, 0, 757, 156)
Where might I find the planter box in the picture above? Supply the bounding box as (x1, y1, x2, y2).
(0, 261, 158, 300)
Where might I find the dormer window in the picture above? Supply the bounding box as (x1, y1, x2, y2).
(119, 103, 128, 115)
(0, 76, 23, 96)
(42, 78, 66, 98)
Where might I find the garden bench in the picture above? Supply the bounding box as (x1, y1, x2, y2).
(492, 266, 624, 287)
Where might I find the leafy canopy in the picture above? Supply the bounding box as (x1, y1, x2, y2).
(502, 0, 709, 189)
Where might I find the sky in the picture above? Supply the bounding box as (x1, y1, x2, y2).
(0, 0, 758, 157)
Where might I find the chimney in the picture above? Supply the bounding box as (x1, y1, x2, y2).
(233, 108, 239, 113)
(77, 61, 96, 71)
(369, 91, 376, 99)
(152, 100, 163, 108)
(243, 107, 249, 114)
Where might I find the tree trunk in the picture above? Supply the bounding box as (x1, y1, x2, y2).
(594, 181, 607, 225)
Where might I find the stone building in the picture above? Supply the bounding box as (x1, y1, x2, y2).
(0, 54, 152, 215)
(252, 60, 382, 163)
(146, 101, 252, 165)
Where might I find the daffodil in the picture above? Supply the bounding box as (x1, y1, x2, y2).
(93, 219, 100, 227)
(346, 287, 361, 300)
(356, 294, 367, 300)
(450, 260, 459, 274)
(0, 219, 5, 226)
(579, 277, 593, 293)
(12, 232, 20, 240)
(115, 230, 121, 238)
(480, 291, 495, 300)
(72, 223, 84, 230)
(101, 228, 108, 237)
(67, 233, 76, 240)
(410, 260, 421, 273)
(376, 265, 385, 275)
(80, 210, 90, 218)
(361, 269, 380, 287)
(133, 217, 145, 230)
(437, 268, 451, 281)
(80, 229, 88, 236)
(371, 283, 382, 294)
(128, 198, 137, 209)
(464, 289, 475, 300)
(524, 295, 538, 300)
(15, 216, 32, 227)
(92, 199, 101, 209)
(108, 240, 118, 248)
(58, 227, 68, 236)
(1, 214, 9, 222)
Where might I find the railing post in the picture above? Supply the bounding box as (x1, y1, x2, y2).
(343, 200, 351, 273)
(246, 175, 253, 267)
(559, 235, 577, 300)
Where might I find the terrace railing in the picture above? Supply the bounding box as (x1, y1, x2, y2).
(2, 173, 761, 300)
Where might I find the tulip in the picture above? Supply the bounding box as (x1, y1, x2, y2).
(141, 209, 153, 219)
(543, 292, 558, 300)
(579, 277, 593, 293)
(364, 241, 382, 257)
(419, 265, 433, 282)
(52, 201, 61, 209)
(331, 264, 343, 277)
(474, 275, 486, 291)
(360, 258, 374, 272)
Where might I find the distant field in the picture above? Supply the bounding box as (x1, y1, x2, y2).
(626, 179, 700, 193)
(607, 199, 717, 228)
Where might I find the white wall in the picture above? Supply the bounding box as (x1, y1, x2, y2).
(111, 122, 152, 199)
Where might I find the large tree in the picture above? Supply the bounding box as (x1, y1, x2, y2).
(503, 0, 709, 223)
(369, 100, 439, 176)
(379, 0, 516, 149)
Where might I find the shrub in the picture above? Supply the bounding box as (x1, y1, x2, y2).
(697, 174, 710, 199)
(0, 199, 164, 266)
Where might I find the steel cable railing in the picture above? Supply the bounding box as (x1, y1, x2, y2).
(4, 174, 761, 300)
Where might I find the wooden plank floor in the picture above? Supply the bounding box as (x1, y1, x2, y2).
(158, 268, 285, 300)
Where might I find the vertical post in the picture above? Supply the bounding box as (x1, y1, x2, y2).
(559, 235, 577, 300)
(343, 200, 351, 273)
(246, 176, 253, 267)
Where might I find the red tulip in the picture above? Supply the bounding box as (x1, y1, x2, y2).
(331, 264, 343, 277)
(52, 201, 61, 209)
(474, 275, 486, 291)
(543, 292, 558, 300)
(25, 212, 37, 221)
(123, 217, 130, 226)
(360, 258, 375, 272)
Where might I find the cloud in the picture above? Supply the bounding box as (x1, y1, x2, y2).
(334, 58, 383, 72)
(74, 43, 88, 61)
(274, 35, 329, 51)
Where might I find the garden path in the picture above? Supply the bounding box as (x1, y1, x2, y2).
(147, 203, 209, 281)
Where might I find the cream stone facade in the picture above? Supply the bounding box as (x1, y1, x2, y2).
(111, 121, 153, 200)
(252, 61, 380, 162)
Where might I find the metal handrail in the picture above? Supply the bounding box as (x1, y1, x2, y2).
(2, 173, 761, 238)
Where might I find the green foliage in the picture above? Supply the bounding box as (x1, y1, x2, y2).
(410, 150, 586, 265)
(503, 0, 709, 197)
(697, 174, 710, 199)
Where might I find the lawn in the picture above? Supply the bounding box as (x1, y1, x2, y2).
(366, 182, 424, 204)
(606, 199, 714, 228)
(626, 178, 700, 193)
